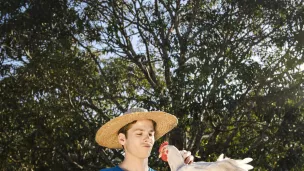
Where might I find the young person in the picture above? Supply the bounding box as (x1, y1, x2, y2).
(96, 108, 194, 171)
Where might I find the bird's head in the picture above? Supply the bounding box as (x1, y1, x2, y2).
(158, 141, 169, 162)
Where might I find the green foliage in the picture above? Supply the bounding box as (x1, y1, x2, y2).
(1, 0, 304, 170)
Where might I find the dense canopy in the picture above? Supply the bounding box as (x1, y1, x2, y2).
(1, 0, 304, 170)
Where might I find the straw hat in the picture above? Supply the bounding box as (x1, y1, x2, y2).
(95, 108, 178, 149)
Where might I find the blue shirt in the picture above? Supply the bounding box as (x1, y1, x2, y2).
(100, 166, 155, 171)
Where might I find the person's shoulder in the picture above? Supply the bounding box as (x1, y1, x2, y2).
(149, 168, 156, 171)
(100, 166, 123, 171)
(100, 166, 156, 171)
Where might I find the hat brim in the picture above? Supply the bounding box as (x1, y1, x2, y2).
(95, 111, 178, 149)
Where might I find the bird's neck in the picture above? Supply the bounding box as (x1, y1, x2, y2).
(169, 163, 184, 171)
(167, 151, 185, 171)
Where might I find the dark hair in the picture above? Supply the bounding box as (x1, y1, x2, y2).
(118, 120, 157, 138)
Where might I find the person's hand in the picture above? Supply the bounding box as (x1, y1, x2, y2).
(180, 150, 194, 164)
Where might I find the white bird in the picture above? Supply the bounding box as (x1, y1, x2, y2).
(158, 142, 253, 171)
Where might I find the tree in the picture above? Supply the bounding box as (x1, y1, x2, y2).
(1, 0, 304, 170)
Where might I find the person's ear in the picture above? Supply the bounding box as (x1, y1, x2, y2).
(118, 133, 126, 146)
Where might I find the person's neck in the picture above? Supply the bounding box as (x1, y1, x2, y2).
(119, 154, 149, 171)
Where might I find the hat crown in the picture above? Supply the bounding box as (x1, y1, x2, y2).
(124, 108, 148, 114)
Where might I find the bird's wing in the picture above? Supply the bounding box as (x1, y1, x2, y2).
(178, 162, 243, 171)
(216, 154, 253, 170)
(178, 158, 253, 171)
(177, 162, 212, 171)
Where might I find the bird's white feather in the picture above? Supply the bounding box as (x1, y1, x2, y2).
(165, 145, 253, 171)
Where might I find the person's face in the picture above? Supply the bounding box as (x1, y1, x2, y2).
(118, 119, 155, 159)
